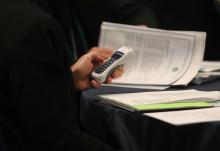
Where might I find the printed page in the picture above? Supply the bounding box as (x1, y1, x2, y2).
(99, 22, 206, 85)
(172, 32, 206, 85)
(144, 107, 220, 125)
(98, 89, 220, 106)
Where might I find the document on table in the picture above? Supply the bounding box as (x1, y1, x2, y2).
(144, 107, 220, 125)
(200, 61, 220, 72)
(98, 89, 220, 112)
(99, 22, 206, 86)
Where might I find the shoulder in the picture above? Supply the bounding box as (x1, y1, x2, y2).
(0, 0, 64, 51)
(0, 0, 66, 64)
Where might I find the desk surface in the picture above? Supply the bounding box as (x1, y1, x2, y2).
(80, 80, 220, 151)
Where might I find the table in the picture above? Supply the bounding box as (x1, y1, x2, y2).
(80, 80, 220, 151)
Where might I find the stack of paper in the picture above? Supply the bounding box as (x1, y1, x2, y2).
(98, 89, 220, 112)
(99, 22, 206, 89)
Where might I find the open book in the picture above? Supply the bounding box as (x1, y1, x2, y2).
(99, 22, 206, 88)
(98, 89, 220, 112)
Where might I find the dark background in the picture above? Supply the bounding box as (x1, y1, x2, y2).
(137, 0, 220, 60)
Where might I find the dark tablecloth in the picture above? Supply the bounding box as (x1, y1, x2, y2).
(80, 80, 220, 151)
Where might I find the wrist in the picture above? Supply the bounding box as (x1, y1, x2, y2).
(71, 65, 81, 91)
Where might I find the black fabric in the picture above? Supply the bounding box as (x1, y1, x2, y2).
(0, 0, 116, 150)
(72, 0, 158, 48)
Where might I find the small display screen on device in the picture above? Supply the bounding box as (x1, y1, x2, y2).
(111, 51, 124, 60)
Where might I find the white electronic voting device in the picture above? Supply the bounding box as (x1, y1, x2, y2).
(91, 46, 134, 83)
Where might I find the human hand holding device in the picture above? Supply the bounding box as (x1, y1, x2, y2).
(91, 46, 134, 84)
(71, 50, 105, 91)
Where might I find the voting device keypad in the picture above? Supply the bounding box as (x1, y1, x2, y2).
(92, 46, 134, 83)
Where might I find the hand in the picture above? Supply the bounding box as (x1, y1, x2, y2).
(89, 47, 124, 83)
(105, 65, 124, 83)
(71, 51, 104, 91)
(89, 47, 113, 60)
(71, 47, 125, 91)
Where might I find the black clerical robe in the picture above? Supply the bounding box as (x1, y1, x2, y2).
(0, 0, 157, 150)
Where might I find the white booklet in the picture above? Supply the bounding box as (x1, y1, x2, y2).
(99, 22, 206, 87)
(98, 89, 220, 112)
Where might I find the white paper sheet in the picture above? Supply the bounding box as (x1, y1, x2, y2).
(144, 107, 220, 125)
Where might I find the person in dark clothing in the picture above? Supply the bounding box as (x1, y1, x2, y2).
(0, 0, 157, 150)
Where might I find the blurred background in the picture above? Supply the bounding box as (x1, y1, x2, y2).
(137, 0, 220, 60)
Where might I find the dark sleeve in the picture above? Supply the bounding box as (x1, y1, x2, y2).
(72, 0, 158, 47)
(1, 1, 116, 151)
(7, 5, 77, 151)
